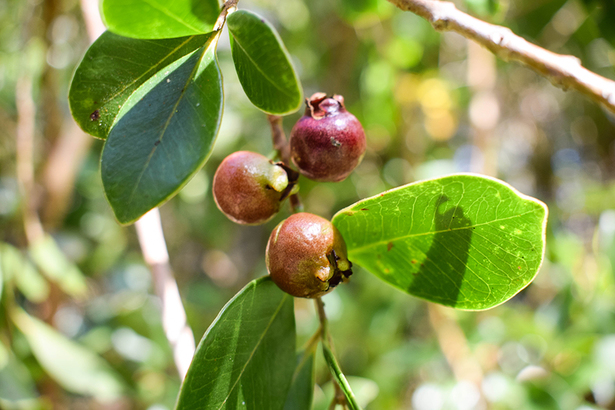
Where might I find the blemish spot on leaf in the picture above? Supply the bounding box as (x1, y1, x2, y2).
(360, 208, 369, 211)
(154, 141, 161, 146)
(411, 259, 417, 264)
(90, 110, 100, 121)
(387, 242, 394, 251)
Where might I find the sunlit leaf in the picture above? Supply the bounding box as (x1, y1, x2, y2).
(29, 235, 87, 297)
(332, 174, 548, 310)
(227, 10, 302, 114)
(12, 309, 124, 400)
(176, 277, 295, 410)
(69, 31, 212, 139)
(101, 32, 223, 224)
(101, 0, 220, 39)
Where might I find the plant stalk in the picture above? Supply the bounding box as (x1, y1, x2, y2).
(268, 114, 303, 213)
(135, 208, 195, 380)
(387, 0, 615, 114)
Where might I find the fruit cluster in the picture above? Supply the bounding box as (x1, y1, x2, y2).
(212, 93, 365, 298)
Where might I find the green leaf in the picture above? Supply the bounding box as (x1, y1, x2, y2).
(0, 250, 3, 303)
(29, 235, 87, 297)
(332, 174, 548, 310)
(101, 33, 223, 224)
(176, 277, 295, 410)
(69, 31, 212, 139)
(322, 341, 362, 410)
(227, 10, 302, 114)
(0, 342, 39, 407)
(0, 243, 49, 303)
(12, 309, 124, 400)
(284, 349, 316, 410)
(101, 0, 220, 39)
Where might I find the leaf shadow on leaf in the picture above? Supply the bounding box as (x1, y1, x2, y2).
(407, 195, 473, 307)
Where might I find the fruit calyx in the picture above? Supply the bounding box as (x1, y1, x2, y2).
(325, 248, 353, 289)
(305, 92, 346, 120)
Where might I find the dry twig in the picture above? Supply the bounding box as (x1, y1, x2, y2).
(387, 0, 615, 114)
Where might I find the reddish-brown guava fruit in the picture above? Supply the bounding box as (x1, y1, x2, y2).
(289, 93, 366, 182)
(213, 151, 298, 225)
(266, 212, 353, 298)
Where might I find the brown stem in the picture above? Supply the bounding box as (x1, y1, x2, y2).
(387, 0, 615, 115)
(267, 115, 291, 165)
(213, 0, 239, 32)
(267, 114, 303, 212)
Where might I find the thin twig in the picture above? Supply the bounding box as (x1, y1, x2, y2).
(268, 115, 291, 165)
(267, 114, 303, 212)
(213, 0, 239, 32)
(387, 0, 615, 115)
(135, 208, 195, 380)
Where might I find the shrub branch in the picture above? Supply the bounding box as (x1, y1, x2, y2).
(387, 0, 615, 115)
(135, 209, 195, 380)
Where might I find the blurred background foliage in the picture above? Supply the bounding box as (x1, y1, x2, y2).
(1, 0, 615, 409)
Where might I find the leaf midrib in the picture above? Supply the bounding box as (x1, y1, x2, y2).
(230, 31, 296, 99)
(126, 40, 213, 207)
(345, 209, 538, 254)
(217, 293, 289, 409)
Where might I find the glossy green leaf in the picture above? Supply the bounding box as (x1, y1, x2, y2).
(101, 33, 223, 224)
(101, 0, 220, 39)
(29, 235, 87, 297)
(0, 243, 49, 303)
(176, 277, 295, 410)
(12, 309, 124, 400)
(332, 174, 548, 310)
(227, 10, 302, 114)
(322, 341, 361, 410)
(69, 31, 212, 139)
(284, 349, 316, 410)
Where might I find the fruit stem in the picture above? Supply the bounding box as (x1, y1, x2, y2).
(267, 114, 303, 212)
(316, 298, 351, 409)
